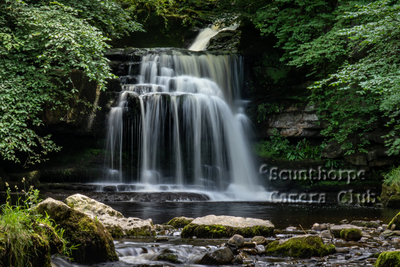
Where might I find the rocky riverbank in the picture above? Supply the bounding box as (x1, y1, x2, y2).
(4, 193, 398, 266)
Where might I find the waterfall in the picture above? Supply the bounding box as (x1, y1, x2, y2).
(189, 23, 239, 51)
(103, 49, 265, 200)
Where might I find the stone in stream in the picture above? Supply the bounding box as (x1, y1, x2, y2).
(35, 198, 118, 264)
(388, 211, 400, 230)
(251, 236, 268, 245)
(265, 235, 336, 258)
(330, 224, 362, 241)
(166, 216, 194, 228)
(375, 250, 400, 267)
(65, 194, 155, 237)
(350, 220, 380, 228)
(227, 234, 245, 251)
(198, 247, 234, 265)
(181, 215, 274, 238)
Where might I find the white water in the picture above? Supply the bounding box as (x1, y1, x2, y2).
(188, 23, 239, 51)
(103, 48, 268, 200)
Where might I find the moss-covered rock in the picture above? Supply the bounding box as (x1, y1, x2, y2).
(340, 228, 362, 241)
(0, 223, 64, 267)
(381, 184, 400, 208)
(388, 211, 400, 230)
(351, 220, 380, 228)
(166, 216, 194, 228)
(330, 224, 362, 239)
(65, 194, 155, 238)
(265, 235, 336, 258)
(181, 215, 274, 238)
(35, 198, 118, 264)
(375, 250, 400, 267)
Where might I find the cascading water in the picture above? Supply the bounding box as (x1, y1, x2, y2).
(103, 47, 267, 200)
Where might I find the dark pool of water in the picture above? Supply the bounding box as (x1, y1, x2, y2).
(105, 201, 399, 229)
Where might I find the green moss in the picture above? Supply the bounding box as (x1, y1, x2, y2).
(35, 200, 118, 264)
(166, 217, 193, 228)
(181, 223, 274, 238)
(375, 251, 400, 267)
(125, 228, 156, 237)
(388, 211, 400, 230)
(340, 228, 362, 241)
(266, 235, 335, 258)
(106, 225, 125, 238)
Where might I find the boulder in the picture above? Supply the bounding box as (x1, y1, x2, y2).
(330, 224, 362, 240)
(198, 247, 234, 265)
(65, 194, 155, 237)
(381, 184, 400, 208)
(226, 234, 244, 252)
(339, 228, 362, 241)
(35, 198, 118, 264)
(251, 236, 268, 246)
(375, 250, 400, 267)
(181, 215, 274, 238)
(166, 216, 194, 228)
(265, 235, 335, 258)
(207, 30, 241, 53)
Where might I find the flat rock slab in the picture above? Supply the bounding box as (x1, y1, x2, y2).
(181, 215, 274, 238)
(330, 224, 362, 238)
(65, 194, 155, 237)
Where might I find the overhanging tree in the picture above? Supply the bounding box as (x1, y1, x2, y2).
(0, 0, 142, 166)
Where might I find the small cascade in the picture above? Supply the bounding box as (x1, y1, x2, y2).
(189, 23, 239, 51)
(103, 48, 265, 200)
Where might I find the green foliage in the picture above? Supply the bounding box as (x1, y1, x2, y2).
(255, 130, 322, 161)
(257, 103, 283, 123)
(309, 0, 400, 155)
(0, 180, 70, 266)
(383, 165, 400, 187)
(0, 0, 141, 166)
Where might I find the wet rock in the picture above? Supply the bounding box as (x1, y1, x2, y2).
(198, 247, 234, 265)
(103, 186, 117, 192)
(251, 236, 268, 245)
(156, 237, 169, 242)
(35, 198, 118, 264)
(207, 30, 241, 53)
(166, 216, 193, 228)
(375, 250, 400, 267)
(181, 215, 274, 238)
(351, 220, 380, 228)
(255, 244, 266, 254)
(157, 248, 182, 264)
(65, 194, 155, 237)
(340, 228, 363, 241)
(380, 230, 400, 239)
(265, 235, 335, 258)
(388, 211, 400, 230)
(227, 234, 244, 251)
(336, 247, 350, 254)
(330, 224, 362, 240)
(312, 223, 322, 231)
(320, 230, 333, 239)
